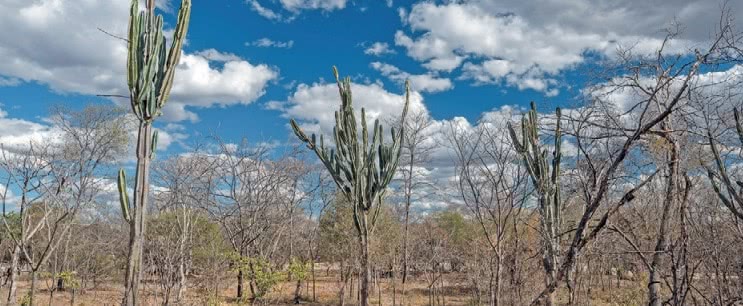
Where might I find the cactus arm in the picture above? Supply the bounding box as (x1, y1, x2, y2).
(127, 0, 190, 122)
(289, 67, 409, 221)
(150, 130, 159, 160)
(158, 0, 191, 105)
(127, 0, 139, 92)
(117, 169, 131, 223)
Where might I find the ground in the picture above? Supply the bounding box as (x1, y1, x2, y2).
(0, 270, 648, 305)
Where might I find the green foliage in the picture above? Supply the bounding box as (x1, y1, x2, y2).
(229, 254, 282, 299)
(287, 257, 310, 281)
(56, 271, 81, 289)
(290, 67, 410, 232)
(147, 211, 230, 275)
(19, 293, 31, 306)
(434, 210, 472, 247)
(317, 194, 357, 259)
(189, 216, 231, 273)
(203, 294, 224, 306)
(0, 212, 21, 240)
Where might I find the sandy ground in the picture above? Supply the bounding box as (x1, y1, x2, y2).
(0, 270, 647, 305)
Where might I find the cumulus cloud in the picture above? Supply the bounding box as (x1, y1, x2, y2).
(0, 0, 278, 123)
(370, 62, 453, 93)
(279, 0, 347, 12)
(193, 49, 243, 62)
(269, 79, 426, 137)
(0, 109, 57, 151)
(364, 42, 396, 56)
(0, 76, 21, 87)
(248, 0, 285, 21)
(248, 0, 347, 21)
(393, 0, 740, 95)
(165, 53, 279, 122)
(248, 38, 295, 49)
(269, 76, 533, 210)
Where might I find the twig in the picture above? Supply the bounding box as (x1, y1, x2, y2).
(97, 27, 128, 43)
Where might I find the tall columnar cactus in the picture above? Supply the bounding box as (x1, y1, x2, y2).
(118, 0, 191, 305)
(507, 102, 562, 306)
(289, 67, 409, 306)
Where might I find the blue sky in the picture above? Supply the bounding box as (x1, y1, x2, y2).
(0, 0, 739, 164)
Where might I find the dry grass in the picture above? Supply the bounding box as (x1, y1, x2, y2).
(0, 270, 648, 305)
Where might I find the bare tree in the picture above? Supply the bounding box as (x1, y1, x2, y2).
(206, 137, 299, 300)
(392, 110, 437, 305)
(449, 113, 528, 306)
(522, 19, 733, 304)
(0, 104, 127, 305)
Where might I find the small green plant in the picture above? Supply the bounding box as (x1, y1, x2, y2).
(230, 254, 282, 299)
(288, 257, 310, 303)
(56, 271, 81, 290)
(19, 293, 31, 306)
(204, 294, 224, 306)
(287, 257, 309, 281)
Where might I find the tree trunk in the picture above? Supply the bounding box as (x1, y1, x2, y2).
(29, 269, 38, 306)
(401, 204, 410, 306)
(339, 262, 348, 306)
(294, 280, 302, 304)
(237, 269, 244, 299)
(123, 122, 153, 306)
(392, 255, 397, 306)
(494, 253, 502, 306)
(311, 257, 316, 301)
(541, 195, 559, 306)
(359, 228, 371, 306)
(648, 133, 679, 306)
(6, 244, 20, 306)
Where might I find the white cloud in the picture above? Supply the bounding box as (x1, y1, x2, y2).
(370, 62, 453, 93)
(393, 0, 740, 95)
(270, 79, 426, 137)
(279, 0, 347, 12)
(0, 109, 57, 151)
(248, 0, 285, 21)
(248, 38, 295, 49)
(269, 75, 534, 211)
(364, 42, 396, 56)
(0, 0, 278, 123)
(0, 76, 21, 87)
(166, 52, 279, 122)
(193, 49, 243, 62)
(248, 0, 347, 21)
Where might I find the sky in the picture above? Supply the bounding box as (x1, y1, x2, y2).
(0, 0, 741, 208)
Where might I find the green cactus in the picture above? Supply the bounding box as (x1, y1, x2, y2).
(289, 67, 409, 306)
(117, 169, 131, 222)
(118, 0, 191, 305)
(507, 101, 562, 305)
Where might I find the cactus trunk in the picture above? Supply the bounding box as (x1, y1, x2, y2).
(119, 0, 191, 305)
(289, 67, 409, 306)
(507, 102, 562, 306)
(122, 122, 152, 306)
